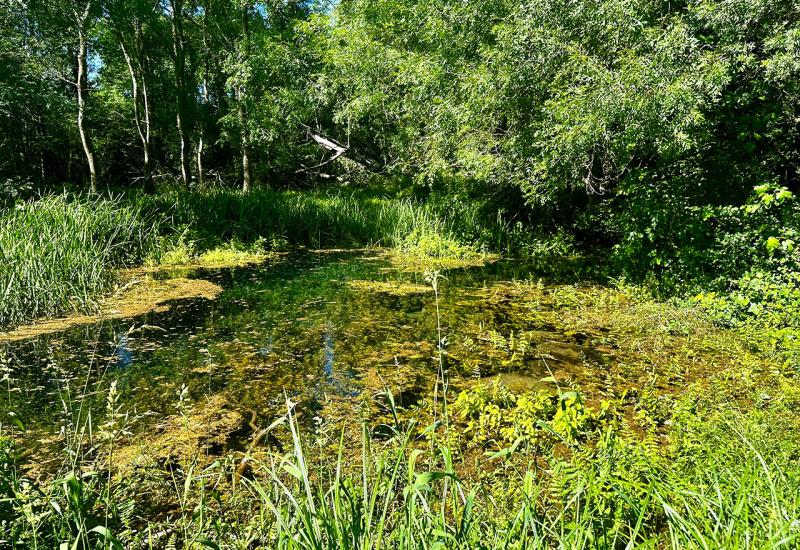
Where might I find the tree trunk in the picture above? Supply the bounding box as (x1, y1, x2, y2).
(196, 136, 205, 187)
(176, 111, 192, 188)
(197, 15, 211, 189)
(119, 26, 154, 194)
(196, 76, 206, 189)
(238, 2, 252, 192)
(37, 115, 45, 184)
(76, 5, 97, 193)
(238, 92, 251, 192)
(170, 0, 192, 188)
(141, 79, 154, 194)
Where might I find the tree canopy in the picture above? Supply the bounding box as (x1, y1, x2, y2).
(1, 0, 798, 285)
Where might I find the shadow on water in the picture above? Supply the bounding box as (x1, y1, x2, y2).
(0, 250, 610, 464)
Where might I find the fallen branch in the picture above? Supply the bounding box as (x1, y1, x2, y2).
(300, 128, 383, 173)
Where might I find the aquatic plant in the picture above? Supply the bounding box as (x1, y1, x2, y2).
(143, 188, 502, 256)
(2, 218, 800, 548)
(0, 194, 162, 329)
(2, 260, 800, 548)
(5, 386, 798, 548)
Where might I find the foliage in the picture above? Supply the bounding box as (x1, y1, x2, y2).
(2, 0, 800, 545)
(0, 194, 162, 328)
(2, 0, 798, 318)
(453, 381, 612, 449)
(2, 378, 800, 548)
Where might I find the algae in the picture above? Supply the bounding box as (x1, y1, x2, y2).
(112, 394, 244, 473)
(0, 274, 222, 342)
(383, 250, 499, 271)
(3, 251, 781, 474)
(347, 279, 433, 296)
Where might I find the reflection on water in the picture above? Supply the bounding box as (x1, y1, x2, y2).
(323, 322, 335, 378)
(113, 332, 133, 369)
(0, 250, 605, 460)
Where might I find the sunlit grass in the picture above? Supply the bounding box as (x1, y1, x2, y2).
(0, 194, 161, 329)
(153, 237, 270, 268)
(2, 389, 798, 548)
(144, 188, 503, 255)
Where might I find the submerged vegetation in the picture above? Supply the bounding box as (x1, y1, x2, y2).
(2, 0, 800, 547)
(1, 265, 799, 547)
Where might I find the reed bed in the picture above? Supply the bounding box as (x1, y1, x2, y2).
(0, 189, 491, 329)
(0, 194, 161, 328)
(144, 187, 500, 253)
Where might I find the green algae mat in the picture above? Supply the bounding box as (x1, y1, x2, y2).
(1, 249, 777, 473)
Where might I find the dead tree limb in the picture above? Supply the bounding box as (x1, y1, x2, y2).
(301, 131, 382, 173)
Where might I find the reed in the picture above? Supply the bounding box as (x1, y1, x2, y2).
(0, 188, 492, 329)
(0, 194, 161, 328)
(143, 188, 504, 254)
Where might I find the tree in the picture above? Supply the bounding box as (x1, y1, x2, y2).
(106, 0, 158, 193)
(168, 0, 195, 188)
(237, 1, 252, 191)
(74, 0, 99, 193)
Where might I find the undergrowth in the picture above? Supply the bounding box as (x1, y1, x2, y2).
(144, 187, 501, 258)
(2, 271, 799, 548)
(1, 381, 798, 548)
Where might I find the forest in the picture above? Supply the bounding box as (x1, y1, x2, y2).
(1, 0, 800, 547)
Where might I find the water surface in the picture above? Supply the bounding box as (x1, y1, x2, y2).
(1, 250, 602, 464)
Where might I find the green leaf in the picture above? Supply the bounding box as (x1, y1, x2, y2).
(485, 437, 524, 460)
(89, 526, 124, 550)
(766, 236, 781, 253)
(195, 538, 222, 550)
(282, 462, 304, 480)
(413, 471, 456, 489)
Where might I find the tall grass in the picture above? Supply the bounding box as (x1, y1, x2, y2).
(144, 188, 504, 254)
(0, 194, 161, 328)
(236, 401, 800, 549)
(3, 393, 797, 549)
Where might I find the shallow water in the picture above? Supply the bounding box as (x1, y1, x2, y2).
(1, 250, 605, 463)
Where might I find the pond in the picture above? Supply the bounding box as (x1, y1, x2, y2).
(1, 250, 606, 470)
